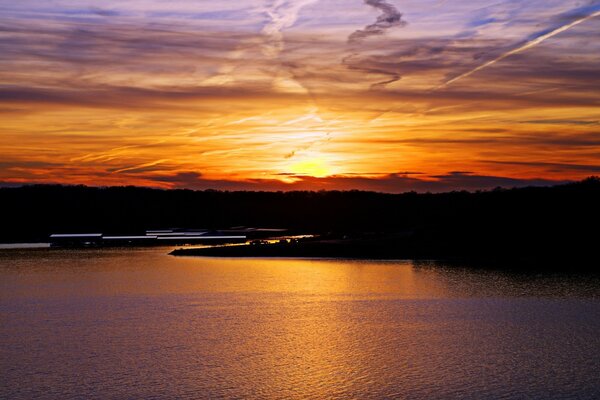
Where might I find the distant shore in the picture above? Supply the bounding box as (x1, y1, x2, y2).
(0, 243, 50, 249)
(169, 238, 598, 271)
(2, 178, 598, 272)
(171, 239, 410, 259)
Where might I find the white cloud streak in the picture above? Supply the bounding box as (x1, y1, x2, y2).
(441, 9, 600, 87)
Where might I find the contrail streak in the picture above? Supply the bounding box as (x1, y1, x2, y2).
(442, 9, 600, 87)
(260, 1, 336, 160)
(344, 0, 407, 88)
(349, 0, 406, 43)
(341, 53, 401, 89)
(262, 0, 318, 58)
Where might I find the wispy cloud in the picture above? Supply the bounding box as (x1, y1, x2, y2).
(441, 4, 600, 87)
(348, 0, 407, 43)
(109, 159, 170, 174)
(0, 1, 599, 190)
(262, 0, 318, 57)
(344, 0, 407, 88)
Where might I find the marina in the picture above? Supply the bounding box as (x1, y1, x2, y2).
(48, 228, 285, 247)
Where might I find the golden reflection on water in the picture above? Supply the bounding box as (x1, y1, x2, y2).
(0, 248, 452, 299)
(1, 248, 599, 399)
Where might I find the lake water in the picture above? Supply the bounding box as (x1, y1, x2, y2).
(1, 248, 599, 399)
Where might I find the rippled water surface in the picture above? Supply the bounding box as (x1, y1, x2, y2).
(1, 248, 599, 399)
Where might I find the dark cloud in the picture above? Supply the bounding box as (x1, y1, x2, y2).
(342, 53, 401, 89)
(484, 161, 600, 173)
(145, 171, 568, 193)
(344, 0, 407, 88)
(89, 7, 120, 17)
(349, 0, 407, 43)
(0, 161, 61, 169)
(0, 181, 27, 188)
(0, 84, 297, 110)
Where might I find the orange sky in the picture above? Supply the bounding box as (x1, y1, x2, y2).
(1, 1, 599, 192)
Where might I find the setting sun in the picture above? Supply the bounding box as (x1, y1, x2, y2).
(289, 158, 331, 178)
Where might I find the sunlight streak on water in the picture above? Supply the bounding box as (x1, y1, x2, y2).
(1, 248, 599, 399)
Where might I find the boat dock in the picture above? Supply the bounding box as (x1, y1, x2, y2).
(49, 228, 285, 247)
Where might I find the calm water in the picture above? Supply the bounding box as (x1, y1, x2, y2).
(1, 248, 599, 399)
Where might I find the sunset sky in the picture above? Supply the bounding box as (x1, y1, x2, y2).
(1, 0, 599, 192)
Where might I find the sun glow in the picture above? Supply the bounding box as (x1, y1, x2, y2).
(289, 158, 331, 178)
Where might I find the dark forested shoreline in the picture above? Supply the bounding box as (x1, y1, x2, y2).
(1, 178, 599, 265)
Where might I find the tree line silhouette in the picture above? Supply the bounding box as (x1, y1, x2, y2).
(1, 178, 598, 264)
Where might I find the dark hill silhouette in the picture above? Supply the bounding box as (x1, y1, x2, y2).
(1, 177, 599, 265)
